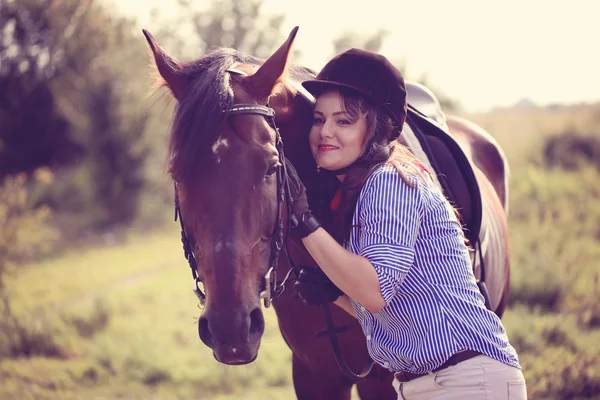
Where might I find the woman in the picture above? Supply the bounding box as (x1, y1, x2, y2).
(286, 48, 527, 399)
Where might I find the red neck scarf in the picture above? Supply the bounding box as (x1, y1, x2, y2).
(330, 187, 342, 212)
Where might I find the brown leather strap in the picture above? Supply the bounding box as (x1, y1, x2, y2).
(394, 350, 482, 383)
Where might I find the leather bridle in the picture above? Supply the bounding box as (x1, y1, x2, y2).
(173, 101, 296, 309)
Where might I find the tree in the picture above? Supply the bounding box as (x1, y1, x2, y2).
(1, 0, 152, 229)
(332, 29, 391, 55)
(154, 0, 286, 60)
(0, 0, 82, 181)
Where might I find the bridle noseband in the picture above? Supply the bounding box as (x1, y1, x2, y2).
(174, 100, 294, 309)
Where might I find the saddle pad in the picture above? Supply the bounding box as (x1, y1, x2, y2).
(405, 106, 482, 245)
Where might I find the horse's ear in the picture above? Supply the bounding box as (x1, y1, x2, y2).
(246, 26, 299, 100)
(142, 29, 189, 100)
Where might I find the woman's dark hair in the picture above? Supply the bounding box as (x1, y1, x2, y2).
(310, 88, 428, 246)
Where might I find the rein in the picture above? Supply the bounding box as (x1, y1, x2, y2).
(317, 303, 375, 379)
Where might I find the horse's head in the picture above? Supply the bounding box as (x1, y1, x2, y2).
(143, 28, 309, 364)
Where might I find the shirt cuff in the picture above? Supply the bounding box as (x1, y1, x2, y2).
(360, 243, 415, 305)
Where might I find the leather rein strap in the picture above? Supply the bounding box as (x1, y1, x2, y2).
(317, 303, 375, 379)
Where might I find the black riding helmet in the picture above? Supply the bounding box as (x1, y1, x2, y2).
(302, 48, 407, 142)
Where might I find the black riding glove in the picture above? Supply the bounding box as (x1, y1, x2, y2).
(284, 158, 321, 238)
(295, 266, 343, 306)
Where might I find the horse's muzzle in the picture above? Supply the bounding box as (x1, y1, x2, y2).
(198, 306, 265, 364)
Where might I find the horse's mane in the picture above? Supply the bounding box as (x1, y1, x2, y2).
(168, 47, 314, 187)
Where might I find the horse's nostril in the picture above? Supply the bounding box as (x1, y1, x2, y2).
(249, 308, 265, 342)
(198, 316, 214, 348)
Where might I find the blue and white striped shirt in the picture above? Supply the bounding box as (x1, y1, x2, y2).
(347, 164, 520, 373)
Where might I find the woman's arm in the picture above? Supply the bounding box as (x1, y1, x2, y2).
(333, 294, 358, 318)
(285, 160, 422, 313)
(302, 228, 386, 314)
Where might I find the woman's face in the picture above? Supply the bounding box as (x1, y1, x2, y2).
(308, 90, 368, 172)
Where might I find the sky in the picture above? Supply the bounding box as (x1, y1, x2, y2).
(111, 0, 600, 112)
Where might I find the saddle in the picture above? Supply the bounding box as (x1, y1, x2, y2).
(404, 82, 482, 247)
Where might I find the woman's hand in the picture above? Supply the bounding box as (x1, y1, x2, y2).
(284, 158, 321, 238)
(294, 266, 343, 306)
(284, 158, 386, 313)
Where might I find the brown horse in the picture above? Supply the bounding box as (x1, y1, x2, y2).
(143, 27, 511, 399)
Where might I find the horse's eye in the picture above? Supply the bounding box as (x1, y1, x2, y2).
(266, 163, 279, 178)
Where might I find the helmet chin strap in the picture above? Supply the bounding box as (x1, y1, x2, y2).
(331, 162, 358, 176)
(328, 139, 393, 176)
(328, 142, 370, 176)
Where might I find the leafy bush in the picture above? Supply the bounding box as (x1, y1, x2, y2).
(64, 299, 110, 338)
(569, 286, 600, 329)
(0, 169, 66, 360)
(539, 325, 577, 352)
(142, 368, 172, 386)
(508, 165, 600, 312)
(122, 357, 173, 386)
(542, 131, 600, 171)
(526, 352, 600, 400)
(509, 280, 564, 312)
(0, 298, 67, 359)
(0, 169, 57, 289)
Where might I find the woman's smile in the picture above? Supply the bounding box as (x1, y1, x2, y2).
(317, 144, 340, 152)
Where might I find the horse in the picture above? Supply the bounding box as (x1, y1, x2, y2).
(142, 27, 511, 399)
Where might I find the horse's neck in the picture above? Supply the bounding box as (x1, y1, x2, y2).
(272, 78, 316, 180)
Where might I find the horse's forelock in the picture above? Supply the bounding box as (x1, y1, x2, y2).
(167, 48, 265, 186)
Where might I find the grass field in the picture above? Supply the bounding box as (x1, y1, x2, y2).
(1, 228, 299, 399)
(3, 205, 599, 399)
